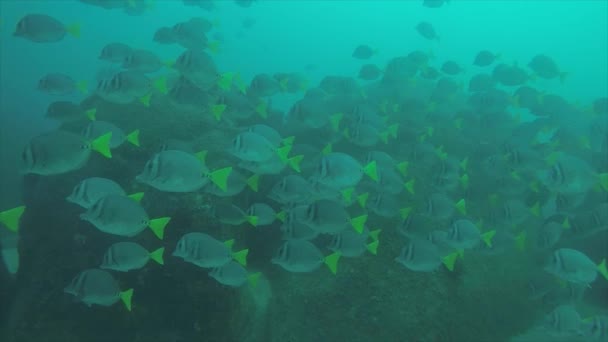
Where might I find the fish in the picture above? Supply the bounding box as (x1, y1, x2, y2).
(246, 203, 284, 226)
(64, 269, 133, 311)
(211, 202, 258, 226)
(21, 130, 112, 175)
(171, 17, 216, 51)
(209, 261, 260, 287)
(492, 63, 529, 87)
(229, 131, 291, 163)
(416, 21, 439, 41)
(67, 177, 143, 209)
(122, 49, 165, 74)
(268, 175, 314, 204)
(272, 239, 340, 274)
(538, 153, 608, 195)
(136, 150, 231, 193)
(473, 50, 499, 67)
(352, 45, 376, 60)
(37, 73, 87, 95)
(99, 42, 133, 63)
(203, 168, 258, 197)
(542, 305, 582, 336)
(248, 73, 282, 97)
(528, 54, 567, 82)
(294, 199, 367, 234)
(441, 61, 463, 75)
(273, 72, 308, 93)
(101, 242, 164, 272)
(14, 14, 80, 43)
(173, 49, 220, 90)
(96, 70, 164, 105)
(153, 26, 176, 44)
(82, 121, 140, 148)
(281, 213, 320, 241)
(535, 220, 564, 250)
(80, 194, 170, 239)
(580, 315, 608, 341)
(544, 248, 608, 285)
(443, 219, 495, 250)
(173, 232, 248, 268)
(395, 238, 458, 272)
(45, 101, 96, 123)
(312, 152, 378, 190)
(329, 227, 379, 257)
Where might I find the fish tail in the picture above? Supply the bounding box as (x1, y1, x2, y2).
(139, 93, 151, 107)
(340, 187, 354, 205)
(514, 231, 527, 251)
(246, 216, 258, 227)
(287, 154, 303, 173)
(90, 132, 112, 158)
(233, 249, 249, 267)
(65, 23, 81, 38)
(363, 160, 378, 182)
(441, 252, 459, 271)
(209, 167, 232, 192)
(246, 174, 259, 192)
(153, 77, 168, 94)
(404, 179, 415, 194)
(149, 247, 165, 265)
(366, 240, 379, 255)
(211, 104, 226, 121)
(598, 173, 608, 192)
(350, 214, 368, 234)
(76, 80, 88, 94)
(481, 230, 496, 248)
(194, 150, 207, 163)
(120, 288, 134, 311)
(276, 145, 292, 163)
(369, 229, 381, 241)
(85, 108, 97, 121)
(324, 251, 341, 275)
(127, 192, 144, 202)
(148, 217, 171, 240)
(397, 161, 409, 176)
(0, 206, 26, 232)
(455, 198, 466, 215)
(255, 101, 268, 119)
(597, 259, 608, 281)
(356, 192, 369, 209)
(321, 143, 332, 155)
(282, 136, 295, 146)
(399, 207, 412, 220)
(126, 129, 140, 147)
(275, 211, 286, 223)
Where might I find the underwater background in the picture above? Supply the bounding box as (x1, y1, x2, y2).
(1, 0, 607, 341)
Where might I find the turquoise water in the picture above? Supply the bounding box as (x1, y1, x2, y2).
(1, 1, 607, 341)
